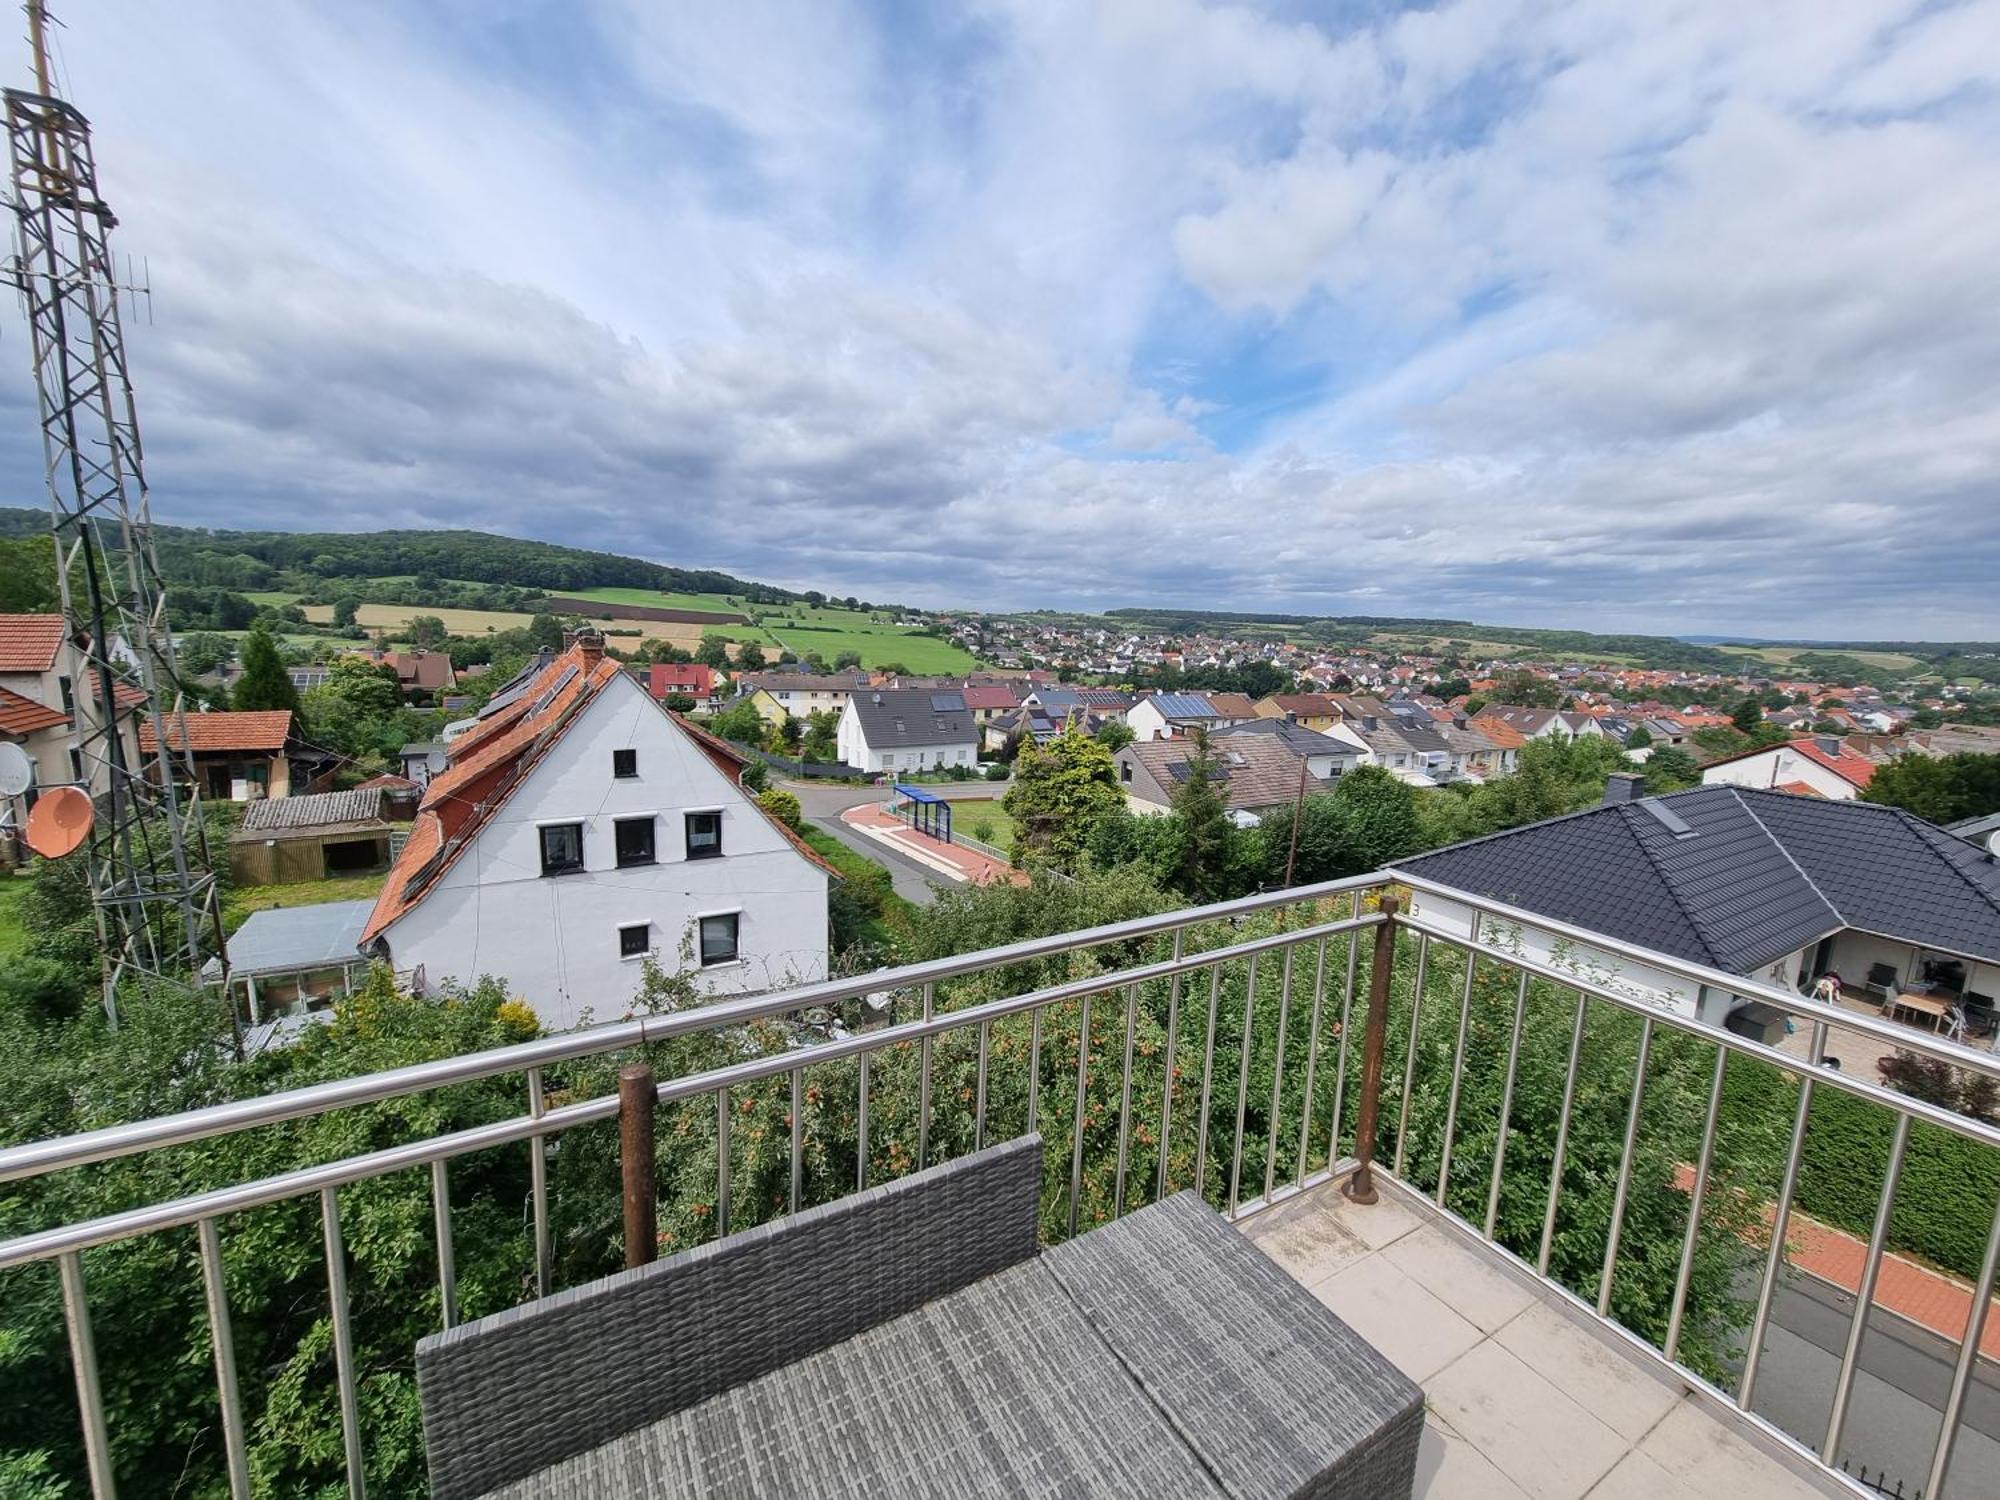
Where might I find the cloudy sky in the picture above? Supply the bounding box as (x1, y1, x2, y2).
(5, 1, 1997, 638)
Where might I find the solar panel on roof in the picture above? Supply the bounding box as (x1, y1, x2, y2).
(929, 693, 965, 712)
(528, 664, 580, 718)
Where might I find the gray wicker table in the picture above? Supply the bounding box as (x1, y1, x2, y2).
(480, 1192, 1421, 1499)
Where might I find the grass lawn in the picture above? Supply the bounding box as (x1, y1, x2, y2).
(1716, 643, 1923, 672)
(941, 797, 1013, 850)
(559, 585, 757, 615)
(244, 590, 304, 607)
(561, 587, 975, 672)
(222, 871, 388, 936)
(0, 872, 30, 957)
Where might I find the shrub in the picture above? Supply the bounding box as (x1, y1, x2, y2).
(757, 788, 804, 831)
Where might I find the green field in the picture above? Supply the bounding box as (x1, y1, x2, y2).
(1716, 644, 1923, 672)
(560, 586, 975, 672)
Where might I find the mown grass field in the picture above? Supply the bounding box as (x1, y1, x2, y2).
(558, 586, 975, 672)
(222, 871, 388, 936)
(941, 797, 1013, 850)
(1715, 643, 1923, 672)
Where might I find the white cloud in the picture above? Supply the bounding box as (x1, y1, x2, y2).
(0, 0, 1993, 638)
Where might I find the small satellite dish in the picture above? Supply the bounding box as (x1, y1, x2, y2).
(0, 742, 31, 797)
(26, 785, 93, 859)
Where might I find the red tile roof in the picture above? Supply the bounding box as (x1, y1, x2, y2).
(0, 614, 66, 673)
(1791, 737, 1876, 789)
(0, 685, 67, 736)
(139, 709, 294, 753)
(646, 663, 717, 699)
(961, 685, 1020, 711)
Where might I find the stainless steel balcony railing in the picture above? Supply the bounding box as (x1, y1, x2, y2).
(4, 871, 1999, 1498)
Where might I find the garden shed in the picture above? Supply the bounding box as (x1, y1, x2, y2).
(228, 787, 393, 886)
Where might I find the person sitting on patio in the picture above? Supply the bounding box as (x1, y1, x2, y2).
(1811, 970, 1842, 1003)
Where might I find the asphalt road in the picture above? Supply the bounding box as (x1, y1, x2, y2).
(785, 780, 1010, 908)
(1726, 1271, 2000, 1496)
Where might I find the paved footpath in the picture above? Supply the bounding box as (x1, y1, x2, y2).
(840, 803, 1027, 887)
(1676, 1162, 2000, 1356)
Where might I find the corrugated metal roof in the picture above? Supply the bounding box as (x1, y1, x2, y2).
(223, 899, 374, 975)
(241, 788, 386, 832)
(1396, 784, 2000, 972)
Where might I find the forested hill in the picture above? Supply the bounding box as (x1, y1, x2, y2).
(0, 507, 798, 602)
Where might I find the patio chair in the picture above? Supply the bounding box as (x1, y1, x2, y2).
(416, 1134, 1044, 1500)
(1864, 963, 1900, 1004)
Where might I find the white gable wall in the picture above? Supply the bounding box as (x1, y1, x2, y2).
(1700, 747, 1858, 800)
(379, 673, 827, 1030)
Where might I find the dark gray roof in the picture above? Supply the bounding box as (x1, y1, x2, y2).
(239, 787, 386, 832)
(1394, 784, 2000, 973)
(1217, 719, 1356, 757)
(847, 688, 977, 750)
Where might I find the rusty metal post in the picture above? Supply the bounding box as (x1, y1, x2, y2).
(619, 1062, 657, 1268)
(1343, 896, 1399, 1206)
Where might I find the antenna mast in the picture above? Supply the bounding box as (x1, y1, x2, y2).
(6, 1, 230, 1023)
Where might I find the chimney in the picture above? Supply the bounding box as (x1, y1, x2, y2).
(572, 628, 605, 666)
(1815, 735, 1841, 757)
(1604, 772, 1644, 806)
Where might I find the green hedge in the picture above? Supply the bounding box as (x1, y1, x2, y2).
(1796, 1087, 2000, 1280)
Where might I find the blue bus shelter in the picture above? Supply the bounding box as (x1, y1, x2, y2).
(891, 783, 953, 843)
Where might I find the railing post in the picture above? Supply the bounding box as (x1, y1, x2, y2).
(619, 1063, 657, 1269)
(1343, 895, 1398, 1205)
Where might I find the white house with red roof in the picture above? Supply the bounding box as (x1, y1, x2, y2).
(1698, 735, 1878, 801)
(0, 612, 143, 803)
(360, 636, 831, 1030)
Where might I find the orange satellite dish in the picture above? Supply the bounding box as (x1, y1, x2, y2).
(26, 785, 93, 859)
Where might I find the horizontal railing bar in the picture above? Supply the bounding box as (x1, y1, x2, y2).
(0, 875, 1385, 1185)
(649, 914, 1370, 1106)
(0, 914, 1367, 1271)
(0, 1092, 622, 1270)
(1394, 871, 2000, 1081)
(1399, 912, 2000, 1152)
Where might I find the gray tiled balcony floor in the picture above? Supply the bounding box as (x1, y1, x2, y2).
(1240, 1177, 1840, 1500)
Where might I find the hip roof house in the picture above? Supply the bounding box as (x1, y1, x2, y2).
(1395, 782, 2000, 1028)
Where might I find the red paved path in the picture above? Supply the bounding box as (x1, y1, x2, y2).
(841, 804, 1028, 887)
(1673, 1163, 2000, 1356)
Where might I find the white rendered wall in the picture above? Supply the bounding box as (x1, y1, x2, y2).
(381, 673, 827, 1031)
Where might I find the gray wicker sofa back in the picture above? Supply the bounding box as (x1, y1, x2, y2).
(416, 1132, 1045, 1500)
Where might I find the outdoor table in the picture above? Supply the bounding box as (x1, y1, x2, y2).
(1891, 990, 1950, 1029)
(483, 1192, 1422, 1499)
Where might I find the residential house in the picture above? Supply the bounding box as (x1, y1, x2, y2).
(961, 684, 1021, 728)
(1433, 717, 1513, 779)
(356, 649, 458, 705)
(1699, 737, 1876, 801)
(140, 709, 300, 801)
(837, 689, 980, 775)
(0, 612, 142, 798)
(1127, 692, 1225, 742)
(1253, 693, 1343, 731)
(1397, 782, 2000, 1028)
(1471, 705, 1600, 740)
(361, 636, 833, 1029)
(644, 662, 722, 711)
(741, 671, 868, 728)
(1202, 692, 1260, 724)
(1114, 734, 1335, 822)
(1214, 718, 1368, 780)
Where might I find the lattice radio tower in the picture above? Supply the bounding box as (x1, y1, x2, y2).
(5, 2, 228, 1022)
